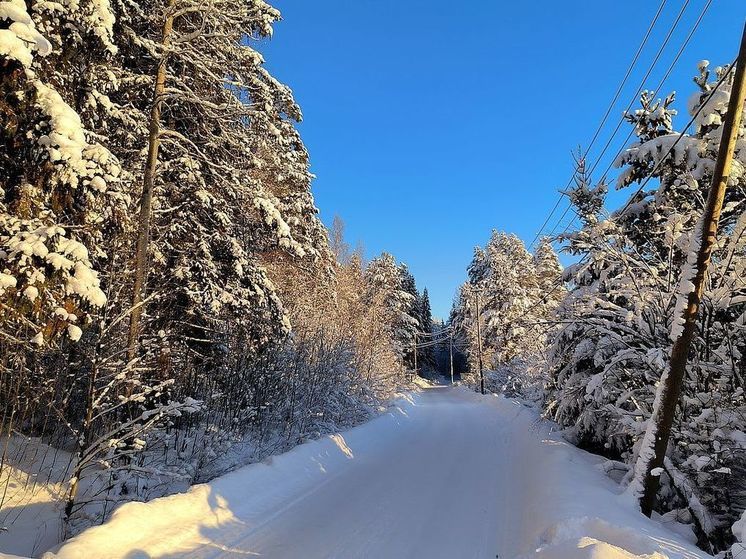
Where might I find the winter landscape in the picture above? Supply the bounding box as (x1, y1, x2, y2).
(1, 1, 746, 558)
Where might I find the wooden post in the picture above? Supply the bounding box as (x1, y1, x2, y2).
(449, 330, 454, 384)
(413, 332, 418, 377)
(637, 22, 746, 517)
(475, 290, 485, 395)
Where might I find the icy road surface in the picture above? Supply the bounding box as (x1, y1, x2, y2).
(50, 387, 708, 559)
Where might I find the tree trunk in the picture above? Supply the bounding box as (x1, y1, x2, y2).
(127, 1, 176, 360)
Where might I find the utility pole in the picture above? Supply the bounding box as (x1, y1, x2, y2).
(449, 330, 454, 384)
(413, 332, 418, 377)
(474, 289, 485, 395)
(636, 22, 746, 518)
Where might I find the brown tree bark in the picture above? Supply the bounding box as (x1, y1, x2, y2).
(127, 1, 177, 361)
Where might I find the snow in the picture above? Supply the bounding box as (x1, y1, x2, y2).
(0, 0, 51, 67)
(22, 285, 38, 301)
(670, 219, 703, 341)
(0, 437, 72, 557)
(84, 0, 117, 53)
(0, 28, 33, 67)
(253, 195, 306, 257)
(66, 261, 106, 307)
(34, 81, 90, 182)
(67, 324, 82, 341)
(730, 511, 746, 558)
(0, 271, 17, 291)
(0, 1, 31, 25)
(3, 225, 107, 321)
(47, 387, 707, 559)
(734, 511, 746, 542)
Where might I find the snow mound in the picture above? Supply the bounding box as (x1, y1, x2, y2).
(530, 537, 667, 559)
(527, 516, 697, 558)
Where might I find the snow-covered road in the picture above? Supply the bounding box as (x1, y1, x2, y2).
(49, 387, 709, 559)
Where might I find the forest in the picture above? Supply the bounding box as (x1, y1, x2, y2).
(0, 0, 430, 545)
(0, 1, 744, 558)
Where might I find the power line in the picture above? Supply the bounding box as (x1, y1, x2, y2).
(553, 0, 712, 242)
(547, 201, 575, 238)
(594, 0, 714, 182)
(415, 327, 452, 338)
(535, 0, 698, 245)
(414, 340, 449, 349)
(528, 0, 669, 250)
(585, 0, 693, 174)
(584, 0, 670, 160)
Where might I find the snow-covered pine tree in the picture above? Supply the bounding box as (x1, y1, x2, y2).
(338, 249, 400, 389)
(365, 253, 419, 369)
(0, 0, 123, 350)
(105, 0, 307, 365)
(419, 288, 433, 334)
(418, 288, 436, 371)
(544, 159, 644, 456)
(447, 291, 470, 378)
(69, 1, 336, 479)
(399, 262, 422, 369)
(533, 237, 564, 311)
(476, 233, 537, 367)
(453, 231, 560, 397)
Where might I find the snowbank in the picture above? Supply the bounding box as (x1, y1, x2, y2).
(0, 438, 71, 557)
(484, 398, 706, 558)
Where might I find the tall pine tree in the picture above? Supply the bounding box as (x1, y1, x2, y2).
(418, 288, 435, 372)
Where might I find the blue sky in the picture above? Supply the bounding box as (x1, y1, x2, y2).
(260, 1, 744, 319)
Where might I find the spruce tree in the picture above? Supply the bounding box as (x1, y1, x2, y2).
(418, 288, 435, 371)
(453, 231, 561, 396)
(365, 253, 418, 368)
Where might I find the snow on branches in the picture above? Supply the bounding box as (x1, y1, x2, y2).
(452, 232, 563, 397)
(0, 0, 123, 346)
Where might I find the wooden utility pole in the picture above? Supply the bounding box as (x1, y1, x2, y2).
(637, 21, 746, 517)
(449, 330, 454, 384)
(474, 290, 485, 395)
(127, 1, 176, 360)
(413, 332, 418, 377)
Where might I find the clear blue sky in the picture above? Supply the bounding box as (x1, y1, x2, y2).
(260, 1, 744, 319)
